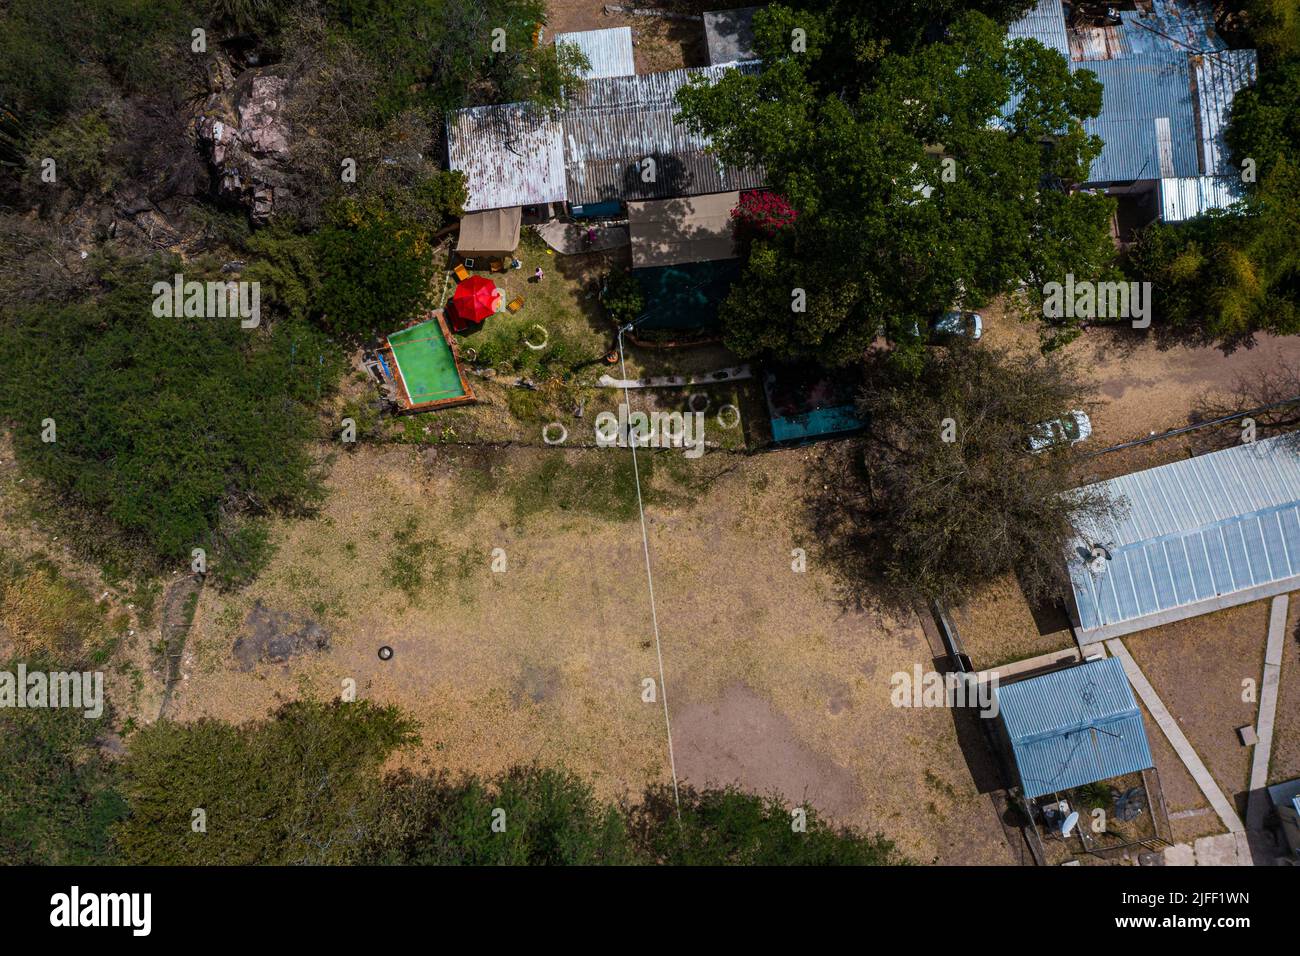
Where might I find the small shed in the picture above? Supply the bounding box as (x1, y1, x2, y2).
(994, 658, 1154, 800)
(556, 27, 636, 79)
(628, 192, 739, 269)
(704, 7, 759, 65)
(456, 207, 523, 258)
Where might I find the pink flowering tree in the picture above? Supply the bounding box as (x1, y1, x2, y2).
(731, 190, 798, 240)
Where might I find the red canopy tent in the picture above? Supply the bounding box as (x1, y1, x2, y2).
(448, 276, 501, 331)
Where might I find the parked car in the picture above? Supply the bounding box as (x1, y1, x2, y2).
(901, 310, 984, 343)
(930, 310, 983, 342)
(1027, 410, 1092, 453)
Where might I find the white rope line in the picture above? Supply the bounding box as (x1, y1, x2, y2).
(617, 327, 682, 821)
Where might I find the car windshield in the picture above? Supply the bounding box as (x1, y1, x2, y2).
(1059, 415, 1081, 441)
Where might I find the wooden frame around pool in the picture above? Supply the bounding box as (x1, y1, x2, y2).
(382, 311, 476, 413)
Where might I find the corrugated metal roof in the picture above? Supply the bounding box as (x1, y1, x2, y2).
(555, 27, 635, 79)
(1006, 0, 1070, 58)
(1073, 53, 1199, 181)
(446, 104, 565, 211)
(1159, 174, 1243, 221)
(996, 658, 1154, 799)
(1001, 0, 1070, 120)
(562, 64, 767, 204)
(1070, 435, 1300, 636)
(1127, 0, 1226, 56)
(1193, 49, 1257, 176)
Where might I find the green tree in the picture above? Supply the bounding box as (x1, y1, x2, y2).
(849, 342, 1116, 605)
(0, 253, 342, 567)
(1125, 158, 1300, 344)
(676, 6, 1111, 369)
(315, 201, 434, 340)
(628, 784, 906, 865)
(366, 765, 636, 865)
(115, 700, 417, 864)
(1226, 56, 1300, 182)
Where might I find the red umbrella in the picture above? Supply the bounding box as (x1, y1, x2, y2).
(449, 276, 501, 330)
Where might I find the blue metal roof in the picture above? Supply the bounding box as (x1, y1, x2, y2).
(1073, 54, 1199, 181)
(996, 658, 1154, 799)
(1070, 436, 1300, 636)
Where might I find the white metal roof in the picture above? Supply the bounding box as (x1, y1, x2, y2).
(1193, 49, 1258, 177)
(555, 27, 635, 79)
(1069, 436, 1300, 638)
(1159, 175, 1243, 221)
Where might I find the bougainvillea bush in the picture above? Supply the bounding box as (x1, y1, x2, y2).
(731, 190, 798, 239)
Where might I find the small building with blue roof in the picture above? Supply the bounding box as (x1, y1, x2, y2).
(994, 657, 1154, 800)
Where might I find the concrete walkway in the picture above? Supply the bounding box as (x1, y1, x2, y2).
(534, 220, 629, 255)
(1106, 639, 1245, 836)
(1247, 595, 1288, 830)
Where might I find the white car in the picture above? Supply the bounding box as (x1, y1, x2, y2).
(931, 310, 983, 341)
(1028, 410, 1092, 453)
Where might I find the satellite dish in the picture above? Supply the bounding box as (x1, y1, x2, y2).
(1060, 811, 1080, 837)
(1086, 543, 1111, 574)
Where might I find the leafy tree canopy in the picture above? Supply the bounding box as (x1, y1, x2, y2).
(676, 6, 1112, 371)
(848, 342, 1114, 605)
(0, 253, 343, 568)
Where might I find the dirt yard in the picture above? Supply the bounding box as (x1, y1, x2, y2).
(168, 440, 1017, 864)
(948, 573, 1074, 670)
(1124, 601, 1270, 821)
(546, 0, 717, 73)
(980, 298, 1300, 450)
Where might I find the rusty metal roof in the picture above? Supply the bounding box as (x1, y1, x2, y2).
(446, 104, 566, 212)
(561, 64, 766, 204)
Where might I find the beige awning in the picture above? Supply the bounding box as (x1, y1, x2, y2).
(628, 192, 739, 269)
(456, 207, 522, 255)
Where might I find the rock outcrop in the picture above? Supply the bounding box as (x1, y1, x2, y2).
(195, 66, 294, 223)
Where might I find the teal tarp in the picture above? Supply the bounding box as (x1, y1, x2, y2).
(633, 260, 739, 330)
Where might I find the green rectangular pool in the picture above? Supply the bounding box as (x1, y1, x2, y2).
(386, 317, 474, 410)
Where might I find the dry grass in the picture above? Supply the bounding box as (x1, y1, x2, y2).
(948, 573, 1073, 670)
(172, 441, 1017, 863)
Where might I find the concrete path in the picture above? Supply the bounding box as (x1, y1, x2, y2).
(534, 220, 629, 255)
(1247, 594, 1287, 830)
(1106, 639, 1245, 836)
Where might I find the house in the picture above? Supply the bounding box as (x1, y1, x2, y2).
(1004, 0, 1256, 231)
(1267, 779, 1300, 861)
(994, 657, 1155, 801)
(1066, 435, 1300, 646)
(446, 28, 765, 218)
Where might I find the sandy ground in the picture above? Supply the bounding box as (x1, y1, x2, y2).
(170, 441, 1016, 864)
(949, 574, 1073, 670)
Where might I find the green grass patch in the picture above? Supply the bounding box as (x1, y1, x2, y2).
(508, 451, 653, 524)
